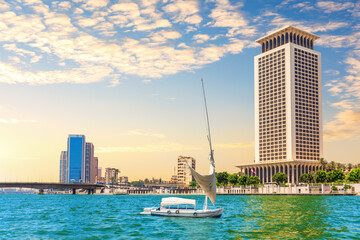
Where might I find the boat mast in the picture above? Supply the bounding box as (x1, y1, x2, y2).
(201, 78, 214, 162)
(201, 78, 213, 210)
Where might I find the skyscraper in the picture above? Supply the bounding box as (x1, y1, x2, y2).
(67, 135, 86, 183)
(237, 26, 322, 184)
(59, 151, 68, 183)
(91, 157, 98, 183)
(85, 142, 94, 183)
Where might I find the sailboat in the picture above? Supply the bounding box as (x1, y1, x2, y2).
(140, 79, 224, 218)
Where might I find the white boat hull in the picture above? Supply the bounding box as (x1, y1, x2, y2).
(142, 207, 223, 218)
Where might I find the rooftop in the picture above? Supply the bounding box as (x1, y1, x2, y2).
(256, 25, 319, 45)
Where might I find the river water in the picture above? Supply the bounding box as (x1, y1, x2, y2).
(1, 194, 359, 239)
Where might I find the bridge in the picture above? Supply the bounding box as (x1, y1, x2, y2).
(0, 182, 105, 194)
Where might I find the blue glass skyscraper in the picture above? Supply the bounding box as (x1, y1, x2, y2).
(67, 135, 85, 183)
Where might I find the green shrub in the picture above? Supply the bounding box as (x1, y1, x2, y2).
(331, 185, 338, 191)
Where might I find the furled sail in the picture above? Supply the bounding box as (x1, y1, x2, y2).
(185, 78, 217, 206)
(186, 151, 217, 206)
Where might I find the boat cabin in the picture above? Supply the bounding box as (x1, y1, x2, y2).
(160, 197, 196, 210)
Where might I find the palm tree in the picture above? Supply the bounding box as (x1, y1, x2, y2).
(336, 163, 346, 171)
(114, 169, 120, 185)
(347, 163, 353, 172)
(329, 161, 336, 171)
(319, 158, 327, 170)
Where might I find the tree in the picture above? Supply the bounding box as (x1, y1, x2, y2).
(246, 176, 260, 185)
(189, 181, 197, 188)
(319, 158, 327, 170)
(328, 161, 336, 171)
(115, 168, 120, 183)
(315, 170, 327, 183)
(272, 172, 288, 184)
(228, 174, 239, 186)
(144, 178, 149, 184)
(332, 169, 345, 181)
(326, 169, 345, 183)
(299, 173, 313, 183)
(110, 176, 116, 185)
(336, 163, 345, 171)
(216, 172, 229, 185)
(346, 168, 360, 182)
(346, 163, 353, 172)
(238, 175, 248, 186)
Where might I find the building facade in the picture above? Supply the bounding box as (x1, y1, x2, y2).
(91, 156, 98, 184)
(177, 156, 196, 186)
(59, 151, 68, 183)
(105, 168, 119, 184)
(67, 135, 86, 183)
(237, 26, 322, 184)
(84, 142, 94, 183)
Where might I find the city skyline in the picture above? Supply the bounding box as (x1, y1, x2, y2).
(0, 0, 359, 182)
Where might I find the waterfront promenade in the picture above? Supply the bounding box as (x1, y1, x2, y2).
(123, 184, 360, 196)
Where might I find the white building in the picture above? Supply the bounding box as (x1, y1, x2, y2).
(59, 151, 68, 183)
(177, 156, 196, 186)
(237, 26, 322, 184)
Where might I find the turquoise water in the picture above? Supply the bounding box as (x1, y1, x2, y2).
(1, 194, 359, 239)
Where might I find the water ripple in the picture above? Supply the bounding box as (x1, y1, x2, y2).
(0, 194, 359, 239)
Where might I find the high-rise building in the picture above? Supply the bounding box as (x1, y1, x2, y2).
(67, 134, 86, 183)
(91, 157, 98, 184)
(237, 26, 322, 184)
(59, 151, 68, 183)
(177, 156, 196, 186)
(97, 167, 102, 178)
(85, 142, 94, 183)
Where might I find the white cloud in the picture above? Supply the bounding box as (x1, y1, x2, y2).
(0, 62, 113, 84)
(316, 1, 354, 13)
(317, 32, 360, 48)
(208, 0, 256, 37)
(0, 0, 254, 85)
(0, 0, 10, 11)
(292, 2, 315, 11)
(163, 0, 202, 25)
(52, 1, 72, 11)
(324, 69, 340, 76)
(324, 52, 360, 141)
(142, 79, 151, 83)
(265, 12, 349, 34)
(193, 34, 210, 43)
(80, 0, 109, 11)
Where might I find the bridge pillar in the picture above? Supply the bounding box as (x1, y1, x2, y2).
(72, 189, 76, 195)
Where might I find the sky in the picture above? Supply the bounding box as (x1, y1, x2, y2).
(0, 0, 359, 182)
